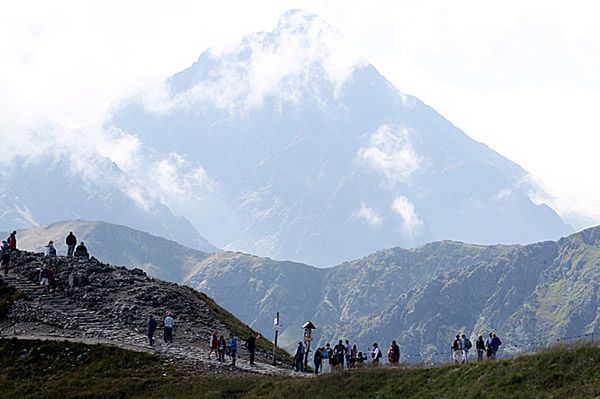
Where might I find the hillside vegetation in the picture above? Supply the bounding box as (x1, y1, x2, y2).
(1, 338, 599, 398)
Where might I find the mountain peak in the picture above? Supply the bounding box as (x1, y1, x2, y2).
(275, 9, 322, 33)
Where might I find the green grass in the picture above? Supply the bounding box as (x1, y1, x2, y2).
(0, 279, 26, 318)
(2, 338, 600, 398)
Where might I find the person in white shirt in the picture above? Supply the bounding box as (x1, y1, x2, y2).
(164, 312, 174, 343)
(371, 343, 382, 365)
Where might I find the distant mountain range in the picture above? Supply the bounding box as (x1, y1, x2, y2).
(106, 9, 570, 266)
(15, 220, 600, 356)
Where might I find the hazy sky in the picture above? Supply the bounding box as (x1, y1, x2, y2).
(1, 0, 599, 229)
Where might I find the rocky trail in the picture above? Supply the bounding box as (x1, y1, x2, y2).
(0, 252, 298, 377)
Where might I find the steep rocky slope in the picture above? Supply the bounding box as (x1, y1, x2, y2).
(0, 251, 291, 374)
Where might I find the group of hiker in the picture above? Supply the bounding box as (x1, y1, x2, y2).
(452, 332, 503, 363)
(46, 231, 90, 258)
(147, 314, 259, 368)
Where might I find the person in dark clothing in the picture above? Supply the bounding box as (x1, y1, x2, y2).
(334, 339, 346, 371)
(390, 340, 400, 365)
(1, 241, 9, 276)
(208, 331, 219, 360)
(313, 347, 323, 375)
(485, 333, 494, 359)
(490, 333, 502, 359)
(147, 315, 157, 346)
(218, 334, 226, 364)
(475, 334, 485, 361)
(66, 232, 77, 257)
(245, 332, 257, 365)
(294, 342, 305, 372)
(7, 231, 16, 251)
(74, 242, 89, 258)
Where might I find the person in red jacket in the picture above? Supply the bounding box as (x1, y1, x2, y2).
(7, 231, 16, 251)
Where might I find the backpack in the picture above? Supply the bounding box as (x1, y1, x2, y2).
(376, 348, 382, 359)
(465, 339, 472, 349)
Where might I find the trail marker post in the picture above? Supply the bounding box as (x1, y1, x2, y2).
(302, 321, 316, 372)
(273, 312, 281, 365)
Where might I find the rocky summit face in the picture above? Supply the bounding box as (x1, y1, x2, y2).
(107, 9, 570, 266)
(186, 226, 600, 356)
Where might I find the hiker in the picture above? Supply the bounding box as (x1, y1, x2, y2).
(1, 241, 9, 276)
(45, 240, 57, 257)
(390, 340, 400, 366)
(371, 343, 382, 365)
(324, 343, 333, 373)
(7, 231, 16, 251)
(461, 334, 472, 363)
(163, 312, 174, 343)
(334, 339, 345, 371)
(47, 266, 57, 293)
(207, 331, 218, 360)
(357, 352, 367, 367)
(147, 315, 157, 346)
(485, 333, 494, 359)
(345, 339, 352, 369)
(313, 346, 323, 375)
(74, 242, 89, 258)
(39, 266, 50, 294)
(66, 232, 77, 257)
(294, 341, 305, 372)
(452, 334, 463, 364)
(218, 334, 226, 364)
(350, 344, 358, 368)
(476, 335, 485, 361)
(491, 333, 502, 359)
(230, 333, 238, 366)
(245, 332, 257, 365)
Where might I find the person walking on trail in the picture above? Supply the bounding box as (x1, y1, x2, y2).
(389, 340, 400, 366)
(230, 333, 238, 366)
(163, 312, 174, 343)
(334, 340, 345, 371)
(1, 241, 10, 276)
(207, 331, 218, 360)
(371, 343, 382, 365)
(452, 335, 463, 364)
(39, 266, 50, 294)
(313, 346, 323, 375)
(476, 334, 485, 361)
(218, 334, 226, 364)
(147, 315, 157, 346)
(65, 232, 77, 257)
(294, 341, 305, 372)
(245, 332, 257, 365)
(7, 231, 16, 251)
(45, 241, 57, 257)
(47, 267, 57, 293)
(74, 242, 89, 258)
(461, 334, 472, 363)
(490, 333, 502, 359)
(345, 339, 352, 369)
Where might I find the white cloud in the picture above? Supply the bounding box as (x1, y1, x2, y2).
(353, 202, 384, 227)
(151, 152, 215, 199)
(391, 196, 423, 237)
(358, 124, 421, 185)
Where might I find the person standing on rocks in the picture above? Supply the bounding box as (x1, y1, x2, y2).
(45, 241, 57, 257)
(245, 332, 257, 365)
(207, 331, 219, 360)
(163, 312, 174, 343)
(7, 231, 16, 251)
(1, 241, 9, 276)
(65, 232, 77, 257)
(229, 332, 238, 366)
(147, 315, 157, 346)
(218, 334, 226, 364)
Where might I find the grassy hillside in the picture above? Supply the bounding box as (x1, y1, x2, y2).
(0, 279, 25, 318)
(2, 338, 600, 398)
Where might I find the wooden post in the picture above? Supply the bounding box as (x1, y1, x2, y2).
(272, 312, 279, 365)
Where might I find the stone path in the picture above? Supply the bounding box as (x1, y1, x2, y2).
(1, 272, 301, 377)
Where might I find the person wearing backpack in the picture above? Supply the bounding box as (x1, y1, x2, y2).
(218, 334, 226, 364)
(461, 334, 472, 363)
(485, 332, 494, 359)
(490, 333, 502, 359)
(452, 334, 463, 364)
(371, 343, 382, 365)
(475, 334, 485, 361)
(230, 333, 238, 366)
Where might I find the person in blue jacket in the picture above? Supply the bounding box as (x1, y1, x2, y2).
(230, 332, 238, 366)
(490, 333, 502, 359)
